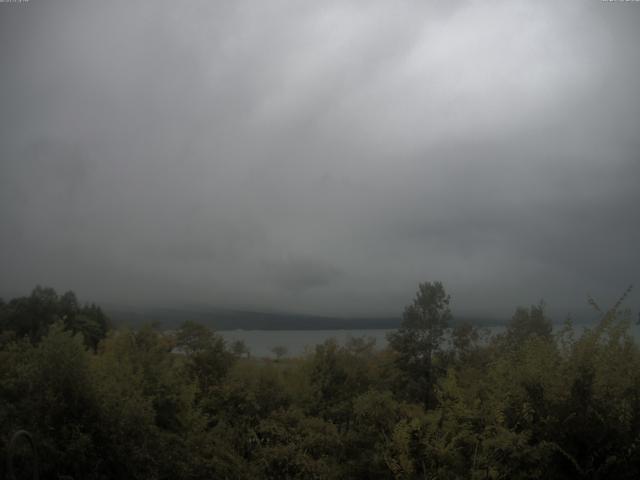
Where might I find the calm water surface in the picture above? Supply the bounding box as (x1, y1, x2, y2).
(219, 328, 506, 358)
(220, 323, 640, 358)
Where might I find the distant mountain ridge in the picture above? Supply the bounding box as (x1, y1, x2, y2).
(107, 306, 399, 330)
(105, 306, 507, 331)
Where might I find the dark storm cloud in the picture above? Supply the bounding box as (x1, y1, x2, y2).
(0, 0, 638, 318)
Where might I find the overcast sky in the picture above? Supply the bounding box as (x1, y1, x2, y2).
(1, 0, 638, 319)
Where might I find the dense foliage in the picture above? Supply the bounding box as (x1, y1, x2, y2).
(1, 284, 639, 479)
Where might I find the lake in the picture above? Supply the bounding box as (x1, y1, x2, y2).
(220, 323, 640, 358)
(219, 327, 505, 358)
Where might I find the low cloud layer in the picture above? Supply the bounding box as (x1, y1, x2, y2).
(1, 0, 638, 318)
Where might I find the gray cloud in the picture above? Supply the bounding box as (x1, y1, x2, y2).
(0, 0, 638, 318)
(262, 255, 342, 294)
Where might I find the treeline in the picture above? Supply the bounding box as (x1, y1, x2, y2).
(0, 283, 639, 479)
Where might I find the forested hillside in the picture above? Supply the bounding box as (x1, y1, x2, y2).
(1, 283, 638, 479)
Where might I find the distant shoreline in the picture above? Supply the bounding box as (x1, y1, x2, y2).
(107, 306, 599, 331)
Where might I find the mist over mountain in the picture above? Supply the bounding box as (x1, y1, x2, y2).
(104, 304, 603, 331)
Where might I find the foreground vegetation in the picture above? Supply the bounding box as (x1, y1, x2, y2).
(0, 283, 639, 479)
